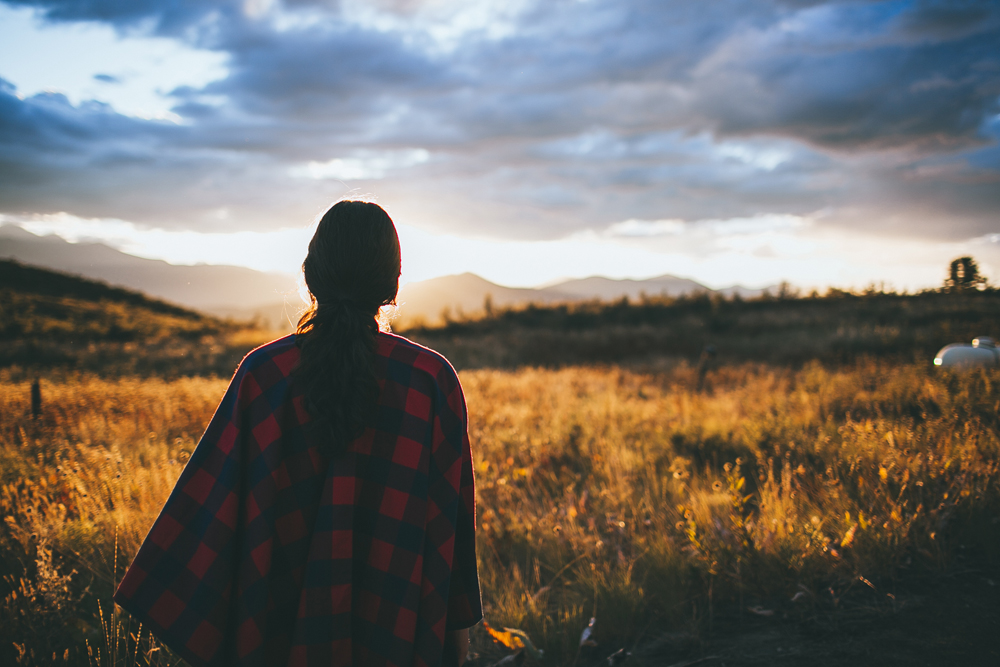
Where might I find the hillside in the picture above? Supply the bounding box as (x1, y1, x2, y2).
(0, 260, 271, 376)
(0, 225, 299, 324)
(401, 288, 1000, 369)
(0, 259, 223, 340)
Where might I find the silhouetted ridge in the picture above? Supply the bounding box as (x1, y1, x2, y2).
(1, 259, 205, 319)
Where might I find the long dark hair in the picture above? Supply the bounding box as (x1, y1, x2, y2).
(294, 200, 401, 452)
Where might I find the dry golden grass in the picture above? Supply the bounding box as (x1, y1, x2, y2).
(0, 374, 223, 665)
(467, 362, 1000, 660)
(1, 361, 999, 664)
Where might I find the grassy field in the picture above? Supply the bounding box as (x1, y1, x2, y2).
(2, 358, 999, 665)
(3, 266, 999, 664)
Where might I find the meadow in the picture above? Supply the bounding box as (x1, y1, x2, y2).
(2, 358, 999, 665)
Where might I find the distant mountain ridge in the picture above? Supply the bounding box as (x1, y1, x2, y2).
(396, 272, 771, 325)
(1, 224, 773, 329)
(544, 275, 765, 301)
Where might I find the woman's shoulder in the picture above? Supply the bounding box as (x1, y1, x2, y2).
(234, 334, 300, 379)
(376, 331, 461, 387)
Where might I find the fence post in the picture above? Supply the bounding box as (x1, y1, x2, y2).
(31, 378, 41, 419)
(696, 345, 717, 392)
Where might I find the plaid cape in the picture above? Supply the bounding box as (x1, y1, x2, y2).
(114, 332, 482, 667)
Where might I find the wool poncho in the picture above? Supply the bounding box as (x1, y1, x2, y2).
(114, 332, 482, 666)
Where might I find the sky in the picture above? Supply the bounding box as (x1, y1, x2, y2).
(1, 0, 999, 290)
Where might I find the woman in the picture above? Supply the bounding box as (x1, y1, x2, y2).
(115, 201, 482, 666)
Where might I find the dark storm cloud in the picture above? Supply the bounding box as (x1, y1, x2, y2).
(200, 20, 453, 121)
(0, 77, 167, 189)
(2, 0, 231, 34)
(0, 78, 345, 228)
(1, 0, 999, 239)
(688, 2, 1000, 150)
(899, 0, 995, 39)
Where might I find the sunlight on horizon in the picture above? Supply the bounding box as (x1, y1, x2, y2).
(5, 212, 999, 294)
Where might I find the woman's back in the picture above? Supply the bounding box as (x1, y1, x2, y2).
(114, 202, 481, 667)
(115, 332, 481, 666)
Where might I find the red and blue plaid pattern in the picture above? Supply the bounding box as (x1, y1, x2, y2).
(114, 332, 482, 666)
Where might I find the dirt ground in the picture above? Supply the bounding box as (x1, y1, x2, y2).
(625, 568, 1000, 667)
(575, 545, 1000, 667)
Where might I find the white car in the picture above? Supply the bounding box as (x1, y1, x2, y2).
(934, 337, 999, 368)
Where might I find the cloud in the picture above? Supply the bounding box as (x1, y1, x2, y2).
(685, 2, 1000, 150)
(2, 0, 227, 34)
(605, 219, 686, 237)
(198, 19, 455, 123)
(1, 0, 998, 244)
(598, 212, 815, 260)
(897, 1, 996, 41)
(289, 148, 430, 180)
(0, 78, 347, 230)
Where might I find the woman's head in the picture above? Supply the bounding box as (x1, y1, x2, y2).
(302, 200, 401, 315)
(294, 200, 402, 453)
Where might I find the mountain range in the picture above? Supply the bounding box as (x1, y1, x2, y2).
(1, 224, 772, 328)
(0, 224, 303, 327)
(393, 273, 767, 325)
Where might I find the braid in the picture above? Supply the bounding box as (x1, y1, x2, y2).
(293, 201, 401, 455)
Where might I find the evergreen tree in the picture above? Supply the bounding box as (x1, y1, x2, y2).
(944, 256, 987, 292)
